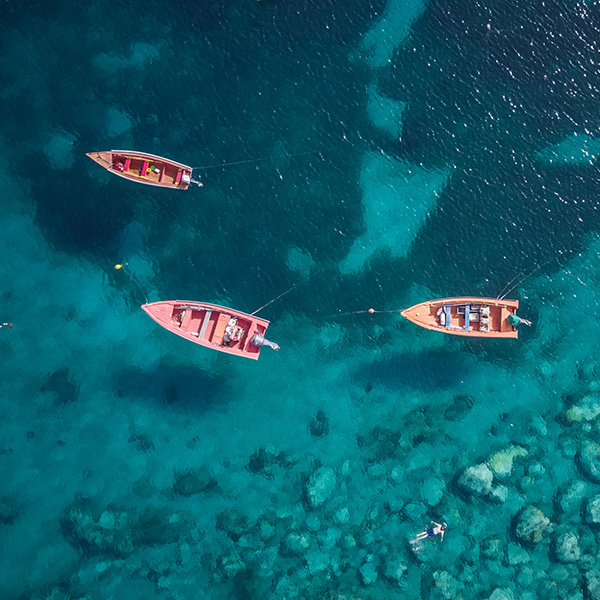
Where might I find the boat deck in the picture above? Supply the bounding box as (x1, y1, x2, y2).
(112, 155, 186, 187)
(142, 301, 270, 359)
(86, 150, 192, 189)
(401, 297, 519, 338)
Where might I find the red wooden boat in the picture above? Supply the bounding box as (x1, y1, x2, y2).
(401, 297, 525, 338)
(86, 150, 194, 189)
(141, 300, 280, 360)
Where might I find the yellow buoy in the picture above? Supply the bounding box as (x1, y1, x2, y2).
(115, 264, 123, 270)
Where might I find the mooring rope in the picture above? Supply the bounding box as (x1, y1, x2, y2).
(251, 268, 323, 316)
(325, 308, 405, 318)
(114, 262, 150, 305)
(192, 151, 316, 171)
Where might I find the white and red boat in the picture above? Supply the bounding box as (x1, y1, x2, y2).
(86, 150, 194, 189)
(141, 300, 280, 360)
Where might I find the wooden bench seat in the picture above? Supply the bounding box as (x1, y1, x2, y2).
(212, 314, 231, 344)
(198, 309, 213, 340)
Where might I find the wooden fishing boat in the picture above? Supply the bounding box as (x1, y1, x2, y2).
(401, 297, 521, 338)
(86, 150, 193, 189)
(141, 300, 280, 359)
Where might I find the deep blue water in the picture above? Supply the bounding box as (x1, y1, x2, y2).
(3, 0, 600, 598)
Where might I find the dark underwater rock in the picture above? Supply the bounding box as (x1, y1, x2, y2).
(309, 410, 329, 437)
(41, 367, 79, 406)
(134, 507, 194, 546)
(444, 393, 475, 421)
(62, 501, 136, 556)
(0, 495, 21, 524)
(248, 447, 277, 478)
(357, 425, 402, 460)
(421, 477, 445, 506)
(507, 542, 530, 566)
(359, 554, 378, 585)
(382, 553, 407, 585)
(173, 466, 218, 497)
(61, 497, 195, 556)
(128, 434, 155, 453)
(481, 536, 503, 561)
(247, 446, 298, 478)
(432, 571, 462, 598)
(217, 552, 247, 579)
(216, 510, 249, 543)
(28, 586, 76, 600)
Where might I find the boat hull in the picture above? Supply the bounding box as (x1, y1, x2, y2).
(87, 150, 192, 190)
(401, 297, 519, 338)
(142, 300, 273, 359)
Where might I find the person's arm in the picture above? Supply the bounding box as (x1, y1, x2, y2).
(440, 529, 445, 541)
(431, 521, 441, 528)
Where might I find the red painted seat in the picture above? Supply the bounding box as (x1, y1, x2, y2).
(123, 158, 131, 171)
(175, 170, 183, 185)
(140, 161, 149, 177)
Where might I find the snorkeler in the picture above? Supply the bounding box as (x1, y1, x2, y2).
(0, 323, 13, 330)
(413, 521, 447, 542)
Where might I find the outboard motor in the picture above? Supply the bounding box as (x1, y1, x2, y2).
(508, 314, 532, 327)
(251, 333, 280, 351)
(183, 172, 204, 187)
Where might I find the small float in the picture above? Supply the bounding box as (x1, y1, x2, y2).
(401, 297, 530, 338)
(141, 300, 280, 360)
(86, 150, 196, 189)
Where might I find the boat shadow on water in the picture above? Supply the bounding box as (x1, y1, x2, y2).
(353, 349, 475, 392)
(112, 365, 227, 413)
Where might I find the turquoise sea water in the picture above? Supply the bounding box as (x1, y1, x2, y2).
(4, 0, 600, 598)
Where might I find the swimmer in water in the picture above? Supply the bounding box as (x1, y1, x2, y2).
(413, 521, 447, 542)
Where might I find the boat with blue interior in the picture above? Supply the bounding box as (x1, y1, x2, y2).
(401, 297, 527, 338)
